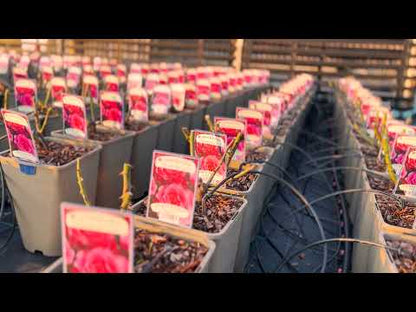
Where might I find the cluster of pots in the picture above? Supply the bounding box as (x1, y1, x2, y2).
(0, 58, 316, 273)
(335, 77, 416, 273)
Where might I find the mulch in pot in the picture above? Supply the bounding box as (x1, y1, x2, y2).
(225, 169, 258, 192)
(124, 120, 149, 132)
(87, 125, 121, 142)
(376, 196, 416, 229)
(133, 194, 244, 234)
(246, 149, 269, 163)
(385, 239, 416, 273)
(36, 141, 92, 166)
(134, 229, 208, 273)
(193, 195, 244, 233)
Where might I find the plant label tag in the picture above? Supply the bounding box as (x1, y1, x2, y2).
(185, 83, 198, 109)
(391, 135, 416, 177)
(62, 95, 88, 139)
(214, 117, 247, 168)
(236, 107, 264, 149)
(100, 91, 124, 130)
(170, 83, 185, 112)
(395, 148, 416, 198)
(50, 77, 67, 108)
(147, 151, 199, 228)
(14, 79, 37, 113)
(128, 88, 148, 123)
(61, 203, 134, 273)
(151, 85, 171, 116)
(104, 75, 120, 92)
(191, 130, 227, 186)
(196, 79, 210, 102)
(1, 109, 39, 164)
(82, 75, 99, 105)
(127, 73, 143, 91)
(66, 67, 82, 89)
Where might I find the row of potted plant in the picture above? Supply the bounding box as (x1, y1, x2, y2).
(38, 73, 316, 273)
(335, 77, 416, 273)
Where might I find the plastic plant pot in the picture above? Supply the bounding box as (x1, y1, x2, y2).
(51, 126, 136, 208)
(351, 173, 379, 273)
(188, 105, 207, 131)
(368, 230, 416, 273)
(205, 99, 226, 124)
(152, 114, 176, 151)
(224, 92, 240, 118)
(172, 110, 192, 154)
(44, 110, 63, 136)
(130, 124, 158, 199)
(205, 194, 247, 273)
(41, 215, 216, 273)
(0, 136, 102, 256)
(131, 194, 248, 273)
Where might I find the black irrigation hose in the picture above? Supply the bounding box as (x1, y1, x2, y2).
(298, 129, 339, 147)
(296, 166, 390, 183)
(302, 153, 362, 166)
(248, 170, 328, 273)
(328, 137, 350, 273)
(240, 160, 298, 188)
(265, 140, 333, 190)
(274, 238, 398, 273)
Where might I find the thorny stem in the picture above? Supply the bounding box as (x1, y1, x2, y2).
(120, 163, 133, 210)
(76, 158, 91, 206)
(204, 114, 214, 132)
(3, 88, 9, 109)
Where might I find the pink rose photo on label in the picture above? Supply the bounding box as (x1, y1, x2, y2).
(63, 95, 88, 139)
(66, 68, 81, 89)
(144, 74, 159, 94)
(100, 92, 124, 129)
(396, 148, 416, 197)
(41, 68, 53, 86)
(170, 84, 185, 112)
(51, 85, 65, 103)
(196, 80, 210, 102)
(192, 130, 227, 185)
(249, 101, 271, 127)
(387, 125, 416, 148)
(236, 108, 264, 148)
(1, 109, 39, 163)
(100, 66, 112, 79)
(14, 79, 37, 113)
(61, 204, 133, 273)
(128, 88, 148, 123)
(391, 135, 416, 165)
(185, 84, 198, 108)
(104, 76, 120, 92)
(147, 151, 199, 228)
(151, 86, 171, 115)
(214, 117, 247, 164)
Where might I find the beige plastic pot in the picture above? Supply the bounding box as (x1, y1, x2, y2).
(369, 230, 416, 273)
(0, 136, 101, 256)
(41, 214, 216, 273)
(131, 194, 247, 273)
(51, 126, 136, 208)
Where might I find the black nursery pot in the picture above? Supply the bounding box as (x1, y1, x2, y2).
(151, 114, 177, 151)
(130, 124, 159, 199)
(188, 105, 207, 131)
(205, 98, 226, 129)
(172, 110, 192, 154)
